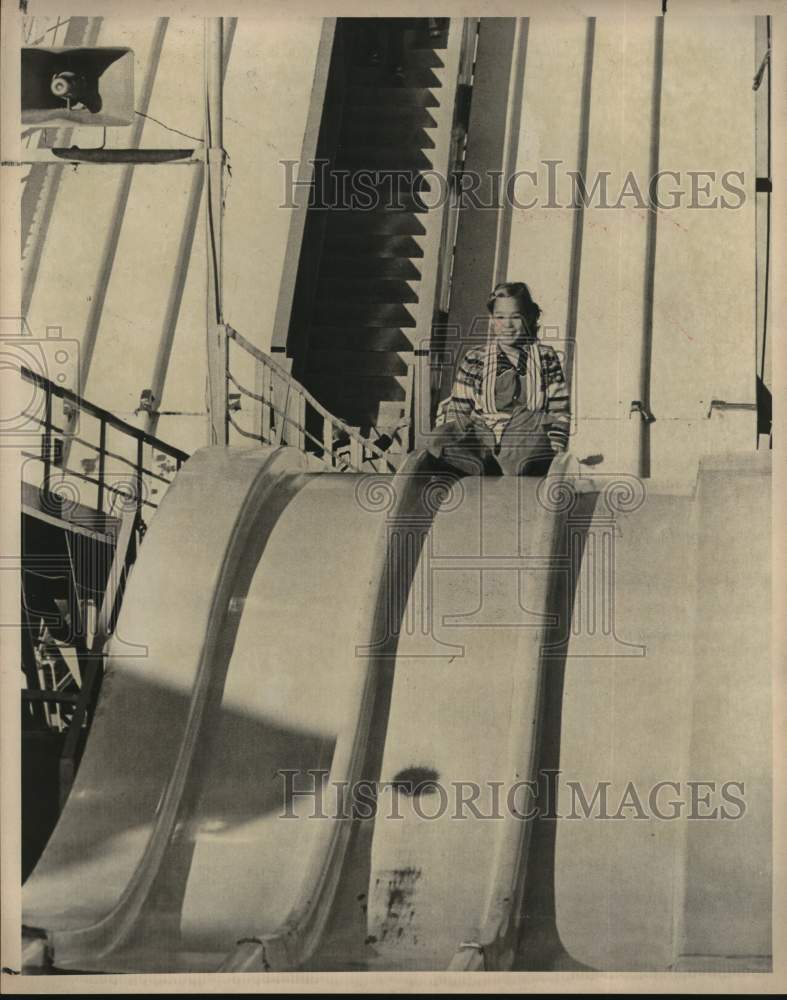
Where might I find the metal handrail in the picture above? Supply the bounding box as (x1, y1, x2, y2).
(21, 452, 162, 512)
(20, 365, 189, 517)
(21, 366, 189, 459)
(20, 414, 177, 487)
(226, 325, 401, 473)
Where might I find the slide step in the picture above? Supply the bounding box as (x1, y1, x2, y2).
(339, 122, 437, 149)
(307, 326, 420, 352)
(322, 233, 424, 258)
(345, 86, 440, 109)
(315, 275, 420, 303)
(335, 146, 434, 171)
(318, 256, 422, 279)
(305, 349, 412, 377)
(307, 373, 410, 403)
(310, 300, 418, 328)
(347, 67, 444, 90)
(341, 106, 438, 128)
(325, 211, 427, 237)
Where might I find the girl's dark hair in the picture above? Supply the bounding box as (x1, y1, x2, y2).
(486, 281, 542, 333)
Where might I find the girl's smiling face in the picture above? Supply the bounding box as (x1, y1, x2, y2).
(491, 296, 530, 348)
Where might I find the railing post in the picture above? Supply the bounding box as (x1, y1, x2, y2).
(280, 380, 291, 447)
(413, 347, 432, 454)
(97, 419, 106, 514)
(205, 18, 228, 446)
(259, 361, 272, 445)
(292, 393, 306, 452)
(42, 381, 52, 497)
(349, 437, 362, 471)
(136, 437, 144, 517)
(322, 414, 334, 465)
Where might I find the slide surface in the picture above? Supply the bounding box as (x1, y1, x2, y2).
(553, 452, 771, 971)
(23, 448, 770, 973)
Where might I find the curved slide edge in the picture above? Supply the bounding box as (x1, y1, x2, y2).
(22, 445, 310, 970)
(23, 447, 603, 974)
(218, 449, 452, 972)
(553, 452, 771, 971)
(449, 456, 597, 971)
(362, 454, 595, 971)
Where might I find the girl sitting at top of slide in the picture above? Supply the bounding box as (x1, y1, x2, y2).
(429, 281, 571, 476)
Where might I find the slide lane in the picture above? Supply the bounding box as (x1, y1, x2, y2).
(24, 449, 584, 973)
(23, 447, 444, 972)
(553, 453, 770, 971)
(360, 460, 591, 971)
(22, 446, 311, 969)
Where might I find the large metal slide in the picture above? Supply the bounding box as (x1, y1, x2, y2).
(16, 11, 771, 975)
(22, 446, 771, 972)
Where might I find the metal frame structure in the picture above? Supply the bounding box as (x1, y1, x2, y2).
(21, 365, 189, 802)
(19, 17, 394, 454)
(18, 17, 399, 817)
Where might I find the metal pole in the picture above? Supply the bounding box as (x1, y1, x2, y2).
(145, 19, 236, 439)
(97, 419, 106, 513)
(43, 381, 52, 496)
(635, 15, 665, 479)
(563, 18, 596, 406)
(205, 18, 228, 445)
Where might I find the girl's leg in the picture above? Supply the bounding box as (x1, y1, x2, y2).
(496, 407, 555, 476)
(426, 418, 499, 477)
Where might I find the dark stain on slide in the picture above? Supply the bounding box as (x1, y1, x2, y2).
(390, 765, 439, 796)
(375, 866, 422, 943)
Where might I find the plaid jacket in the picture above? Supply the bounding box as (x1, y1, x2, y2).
(435, 340, 571, 451)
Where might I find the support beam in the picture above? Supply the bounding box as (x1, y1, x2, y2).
(145, 19, 236, 439)
(635, 15, 664, 479)
(205, 18, 228, 445)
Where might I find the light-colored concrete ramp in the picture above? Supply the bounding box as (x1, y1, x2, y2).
(553, 452, 771, 971)
(22, 449, 771, 974)
(364, 473, 589, 971)
(23, 445, 408, 971)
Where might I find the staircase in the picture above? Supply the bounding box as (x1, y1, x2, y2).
(288, 18, 467, 458)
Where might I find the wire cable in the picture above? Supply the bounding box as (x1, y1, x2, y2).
(134, 110, 203, 144)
